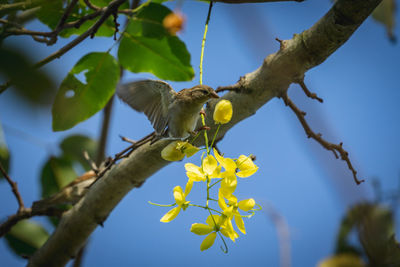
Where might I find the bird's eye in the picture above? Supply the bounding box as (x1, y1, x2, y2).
(201, 89, 209, 95)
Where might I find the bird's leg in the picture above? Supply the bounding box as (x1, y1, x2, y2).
(191, 125, 210, 136)
(199, 109, 206, 117)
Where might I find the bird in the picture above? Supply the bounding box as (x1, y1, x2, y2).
(116, 80, 219, 152)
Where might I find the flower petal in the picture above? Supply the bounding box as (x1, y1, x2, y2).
(209, 165, 222, 179)
(200, 232, 217, 251)
(160, 206, 181, 222)
(184, 179, 193, 196)
(236, 155, 258, 177)
(218, 190, 228, 210)
(213, 148, 236, 173)
(234, 215, 246, 234)
(220, 219, 239, 242)
(202, 155, 218, 175)
(183, 143, 200, 157)
(206, 214, 220, 228)
(238, 198, 256, 211)
(220, 174, 237, 197)
(173, 186, 185, 205)
(161, 141, 185, 161)
(191, 223, 214, 235)
(185, 163, 206, 181)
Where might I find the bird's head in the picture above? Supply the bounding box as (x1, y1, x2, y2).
(188, 84, 219, 104)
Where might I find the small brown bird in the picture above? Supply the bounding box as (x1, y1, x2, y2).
(117, 80, 219, 143)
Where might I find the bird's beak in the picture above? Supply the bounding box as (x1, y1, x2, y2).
(210, 91, 220, 98)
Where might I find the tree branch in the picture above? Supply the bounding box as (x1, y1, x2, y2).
(0, 0, 44, 17)
(281, 92, 364, 185)
(27, 0, 382, 266)
(0, 162, 25, 212)
(0, 207, 64, 238)
(34, 0, 127, 68)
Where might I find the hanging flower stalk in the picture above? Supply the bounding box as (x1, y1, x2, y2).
(152, 99, 261, 252)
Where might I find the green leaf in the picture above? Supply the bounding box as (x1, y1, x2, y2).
(118, 3, 194, 81)
(372, 0, 396, 42)
(52, 52, 119, 131)
(5, 220, 49, 257)
(0, 46, 56, 105)
(60, 134, 97, 170)
(40, 156, 77, 199)
(0, 146, 10, 179)
(0, 122, 10, 179)
(335, 203, 400, 266)
(384, 235, 400, 265)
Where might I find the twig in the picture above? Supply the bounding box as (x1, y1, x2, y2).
(0, 207, 64, 238)
(34, 0, 127, 68)
(96, 96, 114, 165)
(297, 79, 323, 103)
(47, 0, 79, 45)
(282, 93, 364, 185)
(0, 162, 25, 212)
(83, 0, 101, 11)
(0, 0, 43, 17)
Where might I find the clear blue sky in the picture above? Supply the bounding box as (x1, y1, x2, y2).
(1, 1, 400, 266)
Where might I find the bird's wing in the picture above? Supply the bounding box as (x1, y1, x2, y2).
(117, 80, 176, 134)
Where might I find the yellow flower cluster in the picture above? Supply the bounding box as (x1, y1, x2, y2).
(154, 99, 261, 252)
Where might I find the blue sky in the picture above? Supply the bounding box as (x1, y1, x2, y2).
(1, 1, 400, 266)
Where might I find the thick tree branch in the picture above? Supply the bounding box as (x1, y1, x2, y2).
(27, 0, 382, 266)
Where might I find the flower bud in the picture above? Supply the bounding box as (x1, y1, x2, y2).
(213, 99, 233, 124)
(238, 198, 255, 211)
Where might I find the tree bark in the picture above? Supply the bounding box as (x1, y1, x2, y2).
(27, 0, 382, 266)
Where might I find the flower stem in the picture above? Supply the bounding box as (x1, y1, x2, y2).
(199, 1, 213, 85)
(217, 231, 228, 254)
(201, 113, 209, 154)
(209, 179, 222, 189)
(188, 204, 222, 215)
(210, 124, 221, 149)
(148, 201, 176, 207)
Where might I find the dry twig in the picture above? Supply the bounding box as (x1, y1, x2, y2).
(297, 79, 323, 103)
(282, 92, 364, 185)
(0, 162, 25, 212)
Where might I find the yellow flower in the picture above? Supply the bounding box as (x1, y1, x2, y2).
(214, 148, 236, 174)
(218, 191, 256, 235)
(220, 173, 237, 197)
(213, 99, 233, 124)
(161, 141, 199, 161)
(191, 214, 233, 251)
(191, 215, 220, 251)
(185, 155, 221, 182)
(236, 155, 258, 177)
(160, 186, 190, 223)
